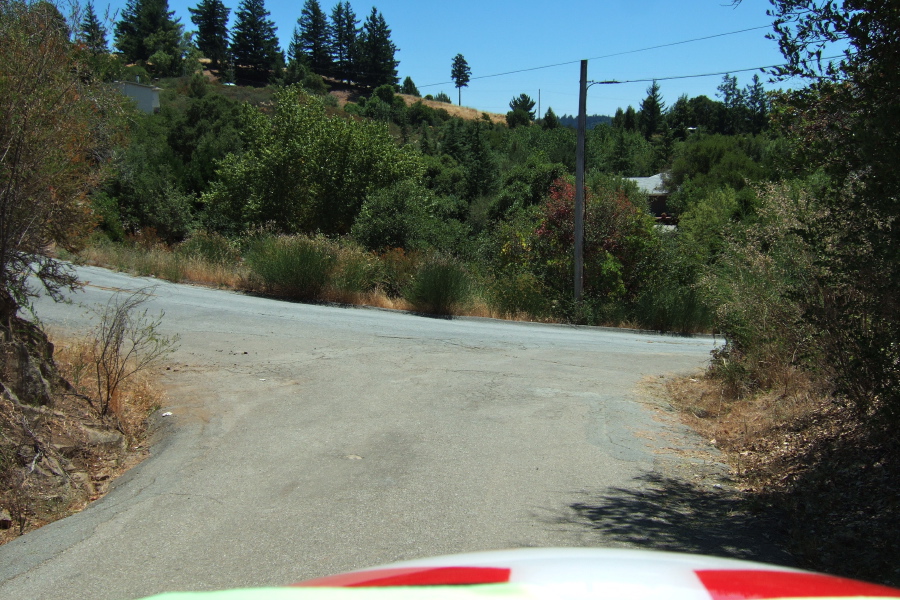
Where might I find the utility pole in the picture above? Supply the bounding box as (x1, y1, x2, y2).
(574, 60, 587, 302)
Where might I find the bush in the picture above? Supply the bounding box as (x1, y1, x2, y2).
(177, 231, 240, 264)
(404, 256, 471, 315)
(244, 235, 336, 300)
(329, 244, 380, 297)
(487, 270, 549, 319)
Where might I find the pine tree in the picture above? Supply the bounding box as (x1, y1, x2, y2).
(638, 80, 664, 140)
(450, 53, 470, 106)
(357, 7, 398, 88)
(78, 1, 108, 54)
(189, 0, 230, 69)
(744, 74, 768, 134)
(231, 0, 281, 81)
(329, 1, 357, 82)
(716, 74, 746, 134)
(114, 0, 184, 71)
(542, 107, 560, 130)
(290, 0, 331, 72)
(401, 76, 419, 96)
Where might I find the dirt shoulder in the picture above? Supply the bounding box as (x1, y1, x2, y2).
(667, 373, 900, 587)
(0, 330, 162, 544)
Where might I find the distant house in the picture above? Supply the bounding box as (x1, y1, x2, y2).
(627, 173, 674, 223)
(115, 81, 161, 114)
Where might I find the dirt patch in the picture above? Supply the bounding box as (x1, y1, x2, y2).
(667, 372, 900, 586)
(0, 332, 164, 545)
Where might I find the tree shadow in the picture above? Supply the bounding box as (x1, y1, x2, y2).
(551, 472, 794, 567)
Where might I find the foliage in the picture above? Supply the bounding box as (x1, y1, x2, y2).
(760, 0, 900, 416)
(701, 182, 818, 393)
(450, 53, 470, 105)
(356, 7, 398, 88)
(202, 86, 423, 236)
(433, 91, 451, 104)
(638, 80, 664, 140)
(244, 234, 336, 299)
(91, 289, 178, 418)
(290, 0, 331, 72)
(77, 1, 108, 54)
(189, 0, 230, 69)
(230, 0, 282, 82)
(0, 0, 123, 320)
(329, 0, 357, 82)
(114, 0, 187, 76)
(404, 256, 471, 315)
(541, 107, 560, 130)
(401, 76, 419, 96)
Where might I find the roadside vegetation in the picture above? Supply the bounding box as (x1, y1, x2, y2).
(1, 0, 897, 586)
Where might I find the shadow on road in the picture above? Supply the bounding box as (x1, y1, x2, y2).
(551, 472, 794, 567)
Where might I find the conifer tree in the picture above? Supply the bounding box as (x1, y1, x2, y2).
(290, 0, 331, 72)
(542, 107, 560, 130)
(231, 0, 281, 81)
(329, 1, 357, 82)
(401, 76, 419, 96)
(450, 53, 470, 105)
(638, 80, 664, 140)
(357, 7, 398, 88)
(189, 0, 230, 69)
(114, 0, 184, 72)
(78, 1, 108, 54)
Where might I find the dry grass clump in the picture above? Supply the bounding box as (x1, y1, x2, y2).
(51, 334, 165, 437)
(668, 367, 900, 586)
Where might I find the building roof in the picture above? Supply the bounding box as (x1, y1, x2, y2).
(627, 173, 667, 195)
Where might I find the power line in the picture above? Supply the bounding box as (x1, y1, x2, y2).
(591, 54, 847, 85)
(418, 24, 771, 89)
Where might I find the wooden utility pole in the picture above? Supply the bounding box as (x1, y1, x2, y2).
(574, 60, 587, 301)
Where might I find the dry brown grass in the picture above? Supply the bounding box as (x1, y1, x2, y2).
(328, 85, 506, 125)
(50, 332, 167, 438)
(667, 367, 900, 586)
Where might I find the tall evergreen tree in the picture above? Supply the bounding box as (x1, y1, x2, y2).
(289, 0, 331, 72)
(231, 0, 281, 81)
(401, 75, 419, 96)
(450, 53, 470, 106)
(114, 0, 184, 71)
(189, 0, 230, 69)
(638, 80, 664, 140)
(329, 1, 357, 82)
(744, 74, 768, 134)
(78, 1, 108, 54)
(716, 74, 746, 134)
(357, 7, 398, 88)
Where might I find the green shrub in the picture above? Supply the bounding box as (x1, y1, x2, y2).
(177, 231, 240, 264)
(245, 235, 336, 300)
(487, 271, 549, 319)
(405, 257, 471, 315)
(330, 245, 380, 295)
(375, 248, 421, 298)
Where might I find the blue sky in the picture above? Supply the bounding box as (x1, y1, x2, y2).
(97, 0, 797, 117)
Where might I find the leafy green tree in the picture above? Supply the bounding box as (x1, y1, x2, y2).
(450, 53, 470, 105)
(1, 0, 123, 320)
(230, 0, 282, 82)
(203, 87, 423, 235)
(401, 76, 419, 96)
(763, 0, 900, 413)
(638, 80, 664, 140)
(78, 1, 108, 53)
(189, 0, 229, 69)
(114, 0, 186, 75)
(329, 0, 357, 82)
(290, 0, 331, 72)
(356, 7, 398, 88)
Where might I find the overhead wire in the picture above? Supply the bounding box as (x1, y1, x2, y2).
(417, 24, 772, 89)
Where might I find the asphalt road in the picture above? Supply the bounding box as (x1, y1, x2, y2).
(0, 266, 728, 599)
